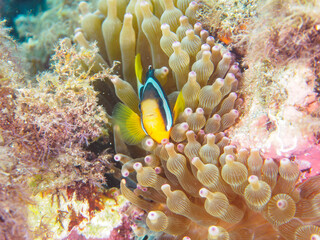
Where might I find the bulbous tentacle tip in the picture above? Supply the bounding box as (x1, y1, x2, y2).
(186, 130, 195, 136)
(181, 122, 189, 130)
(199, 187, 209, 198)
(225, 154, 235, 164)
(146, 139, 154, 146)
(161, 23, 170, 31)
(161, 138, 169, 145)
(184, 107, 193, 115)
(114, 154, 121, 161)
(144, 155, 151, 163)
(155, 167, 162, 174)
(189, 70, 197, 78)
(172, 41, 181, 49)
(191, 156, 199, 164)
(177, 143, 185, 153)
(122, 170, 129, 177)
(311, 234, 320, 240)
(137, 184, 148, 192)
(161, 184, 172, 195)
(147, 211, 159, 221)
(196, 107, 204, 114)
(133, 162, 143, 171)
(248, 175, 259, 184)
(166, 141, 174, 147)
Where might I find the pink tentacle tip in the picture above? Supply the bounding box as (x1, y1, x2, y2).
(212, 45, 220, 51)
(113, 191, 119, 197)
(227, 72, 235, 78)
(122, 170, 129, 177)
(114, 154, 121, 161)
(199, 188, 208, 198)
(155, 167, 162, 174)
(148, 212, 157, 220)
(144, 155, 152, 163)
(194, 22, 202, 28)
(186, 130, 194, 135)
(277, 200, 287, 209)
(224, 52, 231, 57)
(137, 184, 147, 192)
(161, 138, 169, 145)
(191, 157, 198, 165)
(177, 143, 184, 153)
(133, 162, 142, 170)
(196, 108, 204, 114)
(179, 15, 187, 22)
(172, 41, 181, 48)
(161, 23, 170, 30)
(248, 175, 258, 183)
(206, 36, 214, 42)
(189, 71, 196, 77)
(185, 107, 193, 115)
(198, 129, 205, 135)
(207, 133, 214, 138)
(232, 109, 239, 115)
(146, 138, 154, 147)
(231, 64, 239, 70)
(181, 122, 189, 130)
(209, 226, 219, 235)
(213, 114, 221, 120)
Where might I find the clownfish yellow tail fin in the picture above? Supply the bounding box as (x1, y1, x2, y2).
(112, 103, 146, 145)
(135, 54, 143, 97)
(173, 91, 185, 123)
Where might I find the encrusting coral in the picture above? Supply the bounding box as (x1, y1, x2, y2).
(197, 0, 258, 45)
(229, 0, 320, 165)
(76, 0, 320, 239)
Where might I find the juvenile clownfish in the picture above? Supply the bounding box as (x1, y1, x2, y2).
(113, 54, 184, 144)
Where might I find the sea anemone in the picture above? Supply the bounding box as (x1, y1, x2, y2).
(76, 0, 320, 239)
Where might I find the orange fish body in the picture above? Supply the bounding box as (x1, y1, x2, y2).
(112, 55, 184, 145)
(140, 98, 170, 143)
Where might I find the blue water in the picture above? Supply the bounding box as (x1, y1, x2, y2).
(0, 0, 47, 39)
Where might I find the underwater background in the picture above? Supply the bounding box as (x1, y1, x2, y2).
(0, 0, 320, 239)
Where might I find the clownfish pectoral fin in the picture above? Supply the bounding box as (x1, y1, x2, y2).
(112, 103, 146, 145)
(135, 54, 144, 99)
(173, 91, 185, 123)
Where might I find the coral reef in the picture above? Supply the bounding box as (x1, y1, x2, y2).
(230, 0, 320, 174)
(76, 0, 320, 239)
(28, 184, 130, 239)
(197, 0, 258, 45)
(0, 19, 131, 239)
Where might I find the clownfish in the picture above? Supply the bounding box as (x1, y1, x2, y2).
(113, 54, 184, 144)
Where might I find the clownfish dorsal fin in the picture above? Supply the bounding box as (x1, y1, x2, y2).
(173, 91, 185, 123)
(135, 54, 144, 100)
(112, 102, 146, 145)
